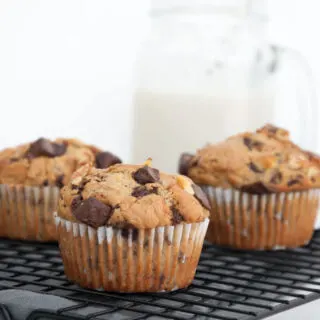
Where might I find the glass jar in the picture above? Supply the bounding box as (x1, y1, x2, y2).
(132, 0, 317, 173)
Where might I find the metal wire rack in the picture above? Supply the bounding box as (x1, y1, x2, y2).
(0, 231, 319, 319)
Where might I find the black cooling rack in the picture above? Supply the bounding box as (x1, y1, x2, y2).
(0, 232, 320, 320)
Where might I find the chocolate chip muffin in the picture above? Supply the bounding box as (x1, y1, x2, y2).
(0, 138, 121, 241)
(179, 124, 320, 250)
(55, 161, 209, 292)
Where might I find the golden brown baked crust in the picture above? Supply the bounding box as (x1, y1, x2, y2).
(58, 163, 210, 229)
(0, 138, 100, 187)
(184, 124, 320, 193)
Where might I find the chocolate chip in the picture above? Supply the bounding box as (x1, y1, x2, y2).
(192, 184, 211, 210)
(43, 179, 49, 186)
(10, 157, 19, 163)
(26, 138, 67, 158)
(243, 137, 252, 149)
(264, 124, 278, 134)
(121, 228, 139, 241)
(270, 171, 283, 184)
(133, 166, 160, 184)
(72, 180, 86, 194)
(71, 195, 83, 211)
(53, 143, 67, 156)
(131, 186, 158, 198)
(131, 186, 150, 198)
(178, 153, 194, 175)
(171, 206, 184, 225)
(248, 162, 264, 173)
(243, 137, 264, 151)
(56, 175, 64, 188)
(95, 152, 122, 169)
(287, 179, 301, 187)
(241, 182, 271, 194)
(72, 197, 112, 228)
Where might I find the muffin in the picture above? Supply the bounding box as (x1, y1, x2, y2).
(0, 137, 121, 241)
(55, 161, 209, 292)
(179, 124, 320, 250)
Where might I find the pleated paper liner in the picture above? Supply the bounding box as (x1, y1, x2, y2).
(202, 186, 320, 250)
(0, 184, 60, 241)
(55, 216, 209, 292)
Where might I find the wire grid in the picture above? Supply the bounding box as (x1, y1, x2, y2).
(0, 231, 319, 319)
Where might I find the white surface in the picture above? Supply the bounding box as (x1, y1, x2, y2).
(266, 299, 320, 320)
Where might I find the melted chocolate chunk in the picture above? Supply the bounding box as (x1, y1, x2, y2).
(131, 186, 158, 198)
(192, 184, 211, 210)
(241, 182, 271, 194)
(43, 179, 49, 186)
(248, 162, 264, 173)
(95, 151, 122, 169)
(171, 206, 184, 225)
(178, 153, 194, 175)
(56, 175, 64, 188)
(133, 166, 160, 184)
(270, 171, 283, 184)
(72, 197, 112, 228)
(26, 138, 67, 159)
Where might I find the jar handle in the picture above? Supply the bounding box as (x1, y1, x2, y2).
(270, 45, 318, 150)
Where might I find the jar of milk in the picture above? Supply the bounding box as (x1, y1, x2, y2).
(132, 0, 317, 173)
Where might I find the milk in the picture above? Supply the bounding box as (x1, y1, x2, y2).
(131, 2, 315, 173)
(132, 90, 274, 173)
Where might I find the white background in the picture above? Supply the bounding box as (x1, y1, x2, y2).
(0, 0, 319, 161)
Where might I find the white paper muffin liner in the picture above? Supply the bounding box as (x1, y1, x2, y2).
(201, 186, 320, 250)
(0, 184, 60, 241)
(55, 216, 209, 292)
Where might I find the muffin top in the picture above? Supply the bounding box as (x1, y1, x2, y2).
(58, 161, 210, 229)
(0, 138, 121, 187)
(180, 124, 320, 194)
